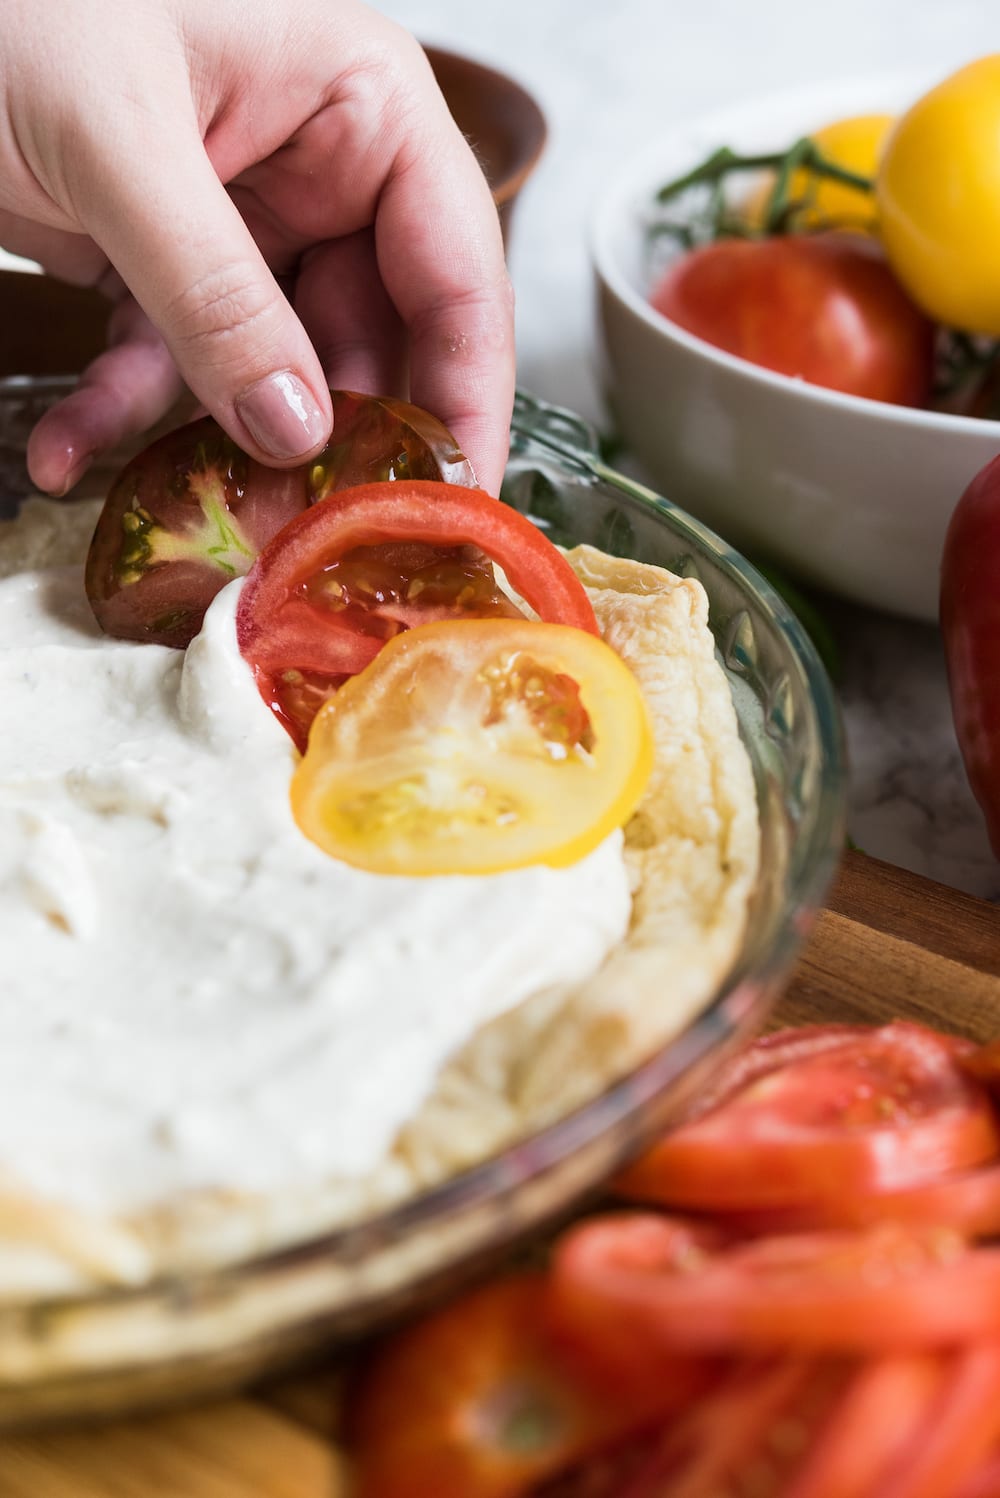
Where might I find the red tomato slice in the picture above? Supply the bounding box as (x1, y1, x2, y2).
(718, 1161, 1000, 1238)
(236, 481, 599, 747)
(957, 1451, 1000, 1498)
(785, 1353, 946, 1498)
(537, 1358, 849, 1498)
(613, 1022, 1000, 1212)
(550, 1211, 1000, 1355)
(349, 1273, 696, 1498)
(876, 1342, 1000, 1498)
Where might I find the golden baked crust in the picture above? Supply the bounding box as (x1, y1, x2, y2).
(0, 507, 758, 1294)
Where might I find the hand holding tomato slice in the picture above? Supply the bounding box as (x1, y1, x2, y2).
(85, 392, 477, 648)
(291, 618, 652, 876)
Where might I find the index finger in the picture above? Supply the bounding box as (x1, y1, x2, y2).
(374, 67, 516, 496)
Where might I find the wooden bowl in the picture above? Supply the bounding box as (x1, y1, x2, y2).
(424, 44, 547, 246)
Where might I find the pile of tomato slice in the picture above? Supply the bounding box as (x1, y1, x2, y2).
(349, 1021, 1000, 1497)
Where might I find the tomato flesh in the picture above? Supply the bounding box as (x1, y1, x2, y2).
(290, 619, 652, 877)
(649, 234, 935, 407)
(613, 1021, 1000, 1211)
(552, 1212, 1000, 1354)
(237, 482, 600, 749)
(350, 1274, 691, 1498)
(85, 391, 477, 648)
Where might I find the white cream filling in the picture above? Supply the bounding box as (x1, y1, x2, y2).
(0, 569, 631, 1217)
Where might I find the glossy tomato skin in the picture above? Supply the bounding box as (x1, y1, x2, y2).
(649, 234, 935, 407)
(941, 454, 1000, 856)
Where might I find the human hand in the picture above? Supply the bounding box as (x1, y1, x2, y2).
(1, 0, 515, 497)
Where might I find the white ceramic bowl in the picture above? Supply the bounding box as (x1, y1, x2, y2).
(591, 71, 1000, 623)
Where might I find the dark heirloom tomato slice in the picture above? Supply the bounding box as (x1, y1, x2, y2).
(349, 1274, 695, 1498)
(309, 389, 476, 493)
(613, 1021, 1000, 1212)
(85, 391, 477, 648)
(85, 417, 308, 647)
(551, 1211, 1000, 1355)
(236, 481, 599, 748)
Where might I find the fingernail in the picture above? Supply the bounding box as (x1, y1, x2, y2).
(235, 371, 328, 460)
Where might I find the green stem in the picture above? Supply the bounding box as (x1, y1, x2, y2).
(655, 137, 873, 206)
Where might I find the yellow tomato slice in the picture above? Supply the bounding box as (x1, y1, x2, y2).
(290, 619, 653, 876)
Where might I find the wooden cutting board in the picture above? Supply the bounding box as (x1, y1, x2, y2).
(1, 848, 998, 1498)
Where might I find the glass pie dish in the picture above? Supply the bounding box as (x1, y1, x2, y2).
(0, 386, 845, 1428)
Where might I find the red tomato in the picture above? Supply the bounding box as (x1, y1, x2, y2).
(349, 1273, 695, 1498)
(538, 1359, 849, 1498)
(940, 454, 1000, 857)
(550, 1211, 1000, 1354)
(84, 391, 476, 648)
(958, 1451, 1000, 1498)
(873, 1343, 1000, 1498)
(717, 1161, 1000, 1238)
(785, 1353, 947, 1498)
(236, 481, 599, 747)
(649, 234, 936, 407)
(613, 1022, 1000, 1212)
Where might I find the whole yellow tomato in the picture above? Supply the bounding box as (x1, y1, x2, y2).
(877, 55, 1000, 334)
(744, 114, 893, 232)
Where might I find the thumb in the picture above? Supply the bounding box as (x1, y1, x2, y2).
(75, 125, 332, 466)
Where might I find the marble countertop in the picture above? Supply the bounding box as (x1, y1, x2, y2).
(383, 0, 1000, 901)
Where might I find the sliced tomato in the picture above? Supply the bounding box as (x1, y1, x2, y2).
(85, 391, 476, 648)
(613, 1022, 1000, 1212)
(875, 1342, 1000, 1498)
(537, 1358, 850, 1498)
(290, 619, 652, 876)
(957, 1451, 1000, 1498)
(238, 483, 600, 748)
(309, 388, 476, 493)
(718, 1161, 1000, 1238)
(550, 1211, 1000, 1355)
(349, 1273, 697, 1498)
(784, 1353, 947, 1498)
(86, 416, 308, 647)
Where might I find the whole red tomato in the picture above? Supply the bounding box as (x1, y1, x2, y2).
(649, 234, 936, 407)
(940, 454, 1000, 857)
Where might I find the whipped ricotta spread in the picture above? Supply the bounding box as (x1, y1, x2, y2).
(0, 567, 632, 1217)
